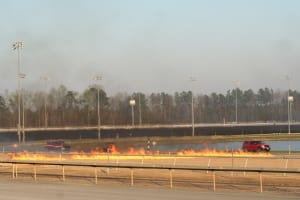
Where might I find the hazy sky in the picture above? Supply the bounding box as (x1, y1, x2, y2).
(1, 0, 300, 96)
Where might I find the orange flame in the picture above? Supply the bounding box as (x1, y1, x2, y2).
(124, 147, 146, 155)
(8, 145, 272, 161)
(177, 148, 271, 157)
(9, 152, 65, 161)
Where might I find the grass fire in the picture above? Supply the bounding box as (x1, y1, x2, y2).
(7, 145, 272, 162)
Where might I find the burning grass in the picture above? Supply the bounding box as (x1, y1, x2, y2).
(6, 145, 272, 162)
(177, 148, 272, 157)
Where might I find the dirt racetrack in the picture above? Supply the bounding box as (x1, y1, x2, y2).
(0, 152, 299, 194)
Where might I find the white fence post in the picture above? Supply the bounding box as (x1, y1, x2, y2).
(207, 158, 211, 173)
(34, 165, 37, 181)
(173, 156, 177, 166)
(15, 164, 18, 178)
(259, 172, 263, 193)
(284, 159, 289, 176)
(12, 164, 15, 179)
(62, 165, 65, 181)
(94, 167, 98, 184)
(213, 171, 216, 191)
(244, 158, 248, 176)
(169, 169, 173, 189)
(131, 168, 134, 186)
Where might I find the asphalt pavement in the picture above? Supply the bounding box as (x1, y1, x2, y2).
(0, 180, 298, 200)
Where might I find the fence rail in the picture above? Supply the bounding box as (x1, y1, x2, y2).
(1, 160, 299, 193)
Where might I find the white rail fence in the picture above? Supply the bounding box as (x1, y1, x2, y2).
(1, 160, 299, 193)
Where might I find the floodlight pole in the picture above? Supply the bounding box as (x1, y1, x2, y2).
(130, 98, 136, 126)
(22, 88, 25, 143)
(13, 41, 24, 144)
(233, 81, 240, 123)
(40, 76, 49, 129)
(288, 90, 290, 135)
(93, 75, 102, 140)
(19, 73, 26, 143)
(138, 93, 142, 126)
(190, 77, 196, 137)
(286, 76, 292, 135)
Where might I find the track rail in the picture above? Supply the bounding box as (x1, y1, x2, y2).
(1, 159, 299, 193)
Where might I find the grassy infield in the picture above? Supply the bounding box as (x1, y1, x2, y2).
(65, 133, 300, 153)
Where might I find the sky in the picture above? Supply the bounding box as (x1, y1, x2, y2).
(1, 0, 300, 96)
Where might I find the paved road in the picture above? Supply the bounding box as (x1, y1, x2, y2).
(0, 180, 298, 200)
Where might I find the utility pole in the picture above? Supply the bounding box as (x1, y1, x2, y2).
(130, 98, 136, 126)
(286, 76, 293, 135)
(40, 76, 49, 129)
(233, 81, 240, 123)
(190, 77, 196, 137)
(138, 93, 142, 126)
(20, 74, 26, 143)
(13, 41, 24, 144)
(93, 75, 102, 140)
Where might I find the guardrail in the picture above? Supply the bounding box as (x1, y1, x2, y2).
(1, 122, 300, 132)
(1, 160, 299, 193)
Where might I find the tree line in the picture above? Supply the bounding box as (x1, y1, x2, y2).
(0, 85, 299, 128)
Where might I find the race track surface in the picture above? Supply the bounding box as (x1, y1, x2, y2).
(0, 180, 298, 200)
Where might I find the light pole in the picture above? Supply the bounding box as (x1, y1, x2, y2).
(19, 73, 26, 143)
(22, 88, 25, 143)
(190, 77, 196, 137)
(130, 98, 136, 126)
(136, 82, 143, 126)
(93, 75, 102, 140)
(288, 96, 293, 134)
(40, 76, 49, 129)
(138, 93, 142, 126)
(13, 41, 24, 143)
(233, 81, 240, 123)
(286, 76, 293, 135)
